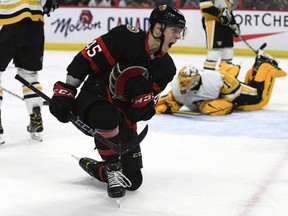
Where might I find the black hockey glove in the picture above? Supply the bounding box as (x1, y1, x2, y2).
(49, 81, 77, 123)
(128, 93, 156, 122)
(231, 23, 240, 36)
(43, 0, 58, 16)
(125, 77, 156, 123)
(230, 14, 240, 37)
(219, 8, 232, 26)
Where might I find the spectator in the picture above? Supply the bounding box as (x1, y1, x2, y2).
(88, 0, 111, 6)
(181, 0, 199, 8)
(153, 0, 177, 7)
(118, 0, 127, 6)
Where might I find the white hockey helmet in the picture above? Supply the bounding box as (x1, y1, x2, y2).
(177, 64, 201, 90)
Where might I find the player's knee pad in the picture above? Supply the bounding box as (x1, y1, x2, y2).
(124, 169, 143, 191)
(199, 98, 234, 116)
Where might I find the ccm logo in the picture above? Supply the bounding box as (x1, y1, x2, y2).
(132, 93, 154, 108)
(54, 89, 75, 98)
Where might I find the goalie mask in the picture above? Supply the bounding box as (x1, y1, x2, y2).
(177, 65, 201, 91)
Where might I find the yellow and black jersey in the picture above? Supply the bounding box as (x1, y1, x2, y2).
(0, 0, 44, 25)
(199, 0, 233, 21)
(219, 70, 241, 102)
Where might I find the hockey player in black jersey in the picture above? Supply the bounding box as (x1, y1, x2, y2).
(49, 5, 187, 200)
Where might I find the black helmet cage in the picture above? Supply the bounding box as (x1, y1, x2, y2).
(149, 5, 187, 38)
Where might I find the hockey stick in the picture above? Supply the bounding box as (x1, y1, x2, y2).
(1, 86, 49, 105)
(170, 110, 225, 116)
(231, 27, 267, 54)
(15, 74, 148, 155)
(165, 105, 234, 116)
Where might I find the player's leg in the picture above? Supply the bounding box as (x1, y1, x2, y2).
(237, 59, 287, 110)
(14, 20, 44, 139)
(0, 23, 20, 144)
(77, 96, 131, 198)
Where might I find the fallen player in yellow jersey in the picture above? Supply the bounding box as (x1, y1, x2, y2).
(156, 50, 287, 116)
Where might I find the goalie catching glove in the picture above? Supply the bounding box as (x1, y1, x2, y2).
(49, 81, 77, 123)
(155, 91, 181, 114)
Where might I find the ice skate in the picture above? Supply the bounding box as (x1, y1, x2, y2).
(0, 133, 4, 145)
(78, 157, 105, 179)
(255, 50, 279, 70)
(77, 157, 131, 208)
(27, 106, 43, 142)
(104, 160, 131, 199)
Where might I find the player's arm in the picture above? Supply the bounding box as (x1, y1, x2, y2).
(199, 0, 232, 26)
(65, 25, 131, 87)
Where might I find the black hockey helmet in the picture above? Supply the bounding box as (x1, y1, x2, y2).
(149, 5, 186, 30)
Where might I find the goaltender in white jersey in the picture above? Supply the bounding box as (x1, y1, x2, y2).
(156, 50, 287, 116)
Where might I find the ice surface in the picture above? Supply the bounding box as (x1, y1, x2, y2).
(0, 51, 288, 216)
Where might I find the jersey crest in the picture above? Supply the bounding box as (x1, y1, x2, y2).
(109, 63, 148, 101)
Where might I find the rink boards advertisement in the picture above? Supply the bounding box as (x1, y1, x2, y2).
(44, 7, 288, 56)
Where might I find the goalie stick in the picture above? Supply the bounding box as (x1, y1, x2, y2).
(164, 105, 234, 116)
(231, 27, 267, 54)
(170, 109, 226, 116)
(15, 74, 148, 155)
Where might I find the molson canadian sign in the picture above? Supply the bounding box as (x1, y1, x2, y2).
(45, 7, 288, 54)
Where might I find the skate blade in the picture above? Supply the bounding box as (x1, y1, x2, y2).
(115, 198, 121, 208)
(30, 132, 43, 142)
(71, 155, 81, 161)
(0, 136, 5, 145)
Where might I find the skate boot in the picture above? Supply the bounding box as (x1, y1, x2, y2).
(27, 106, 43, 142)
(255, 50, 279, 70)
(79, 157, 105, 181)
(105, 160, 131, 199)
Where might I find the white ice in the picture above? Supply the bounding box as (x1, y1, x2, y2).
(0, 50, 288, 216)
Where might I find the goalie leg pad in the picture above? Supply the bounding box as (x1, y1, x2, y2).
(199, 98, 234, 116)
(237, 63, 286, 110)
(244, 68, 253, 84)
(218, 62, 240, 78)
